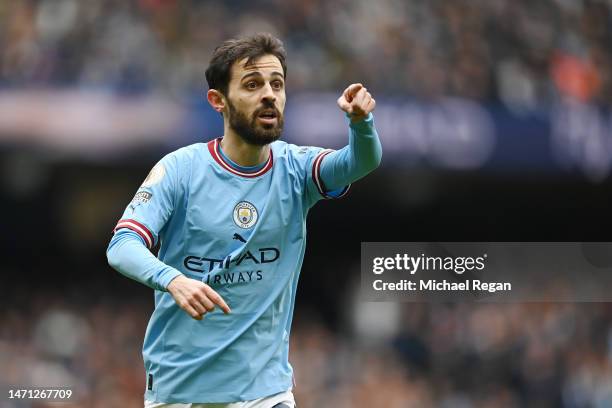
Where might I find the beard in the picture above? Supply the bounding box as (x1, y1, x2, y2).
(227, 99, 284, 146)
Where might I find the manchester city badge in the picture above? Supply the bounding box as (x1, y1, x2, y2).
(233, 201, 258, 229)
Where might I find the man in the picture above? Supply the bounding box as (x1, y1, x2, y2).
(107, 33, 381, 407)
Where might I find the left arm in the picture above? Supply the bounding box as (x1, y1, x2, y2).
(318, 83, 382, 191)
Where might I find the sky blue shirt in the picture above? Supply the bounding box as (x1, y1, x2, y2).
(107, 113, 381, 403)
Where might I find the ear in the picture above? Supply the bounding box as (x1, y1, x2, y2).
(207, 89, 226, 113)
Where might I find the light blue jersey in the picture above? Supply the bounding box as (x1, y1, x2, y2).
(107, 114, 381, 403)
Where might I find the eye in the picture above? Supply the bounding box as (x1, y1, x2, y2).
(271, 80, 284, 90)
(245, 81, 258, 90)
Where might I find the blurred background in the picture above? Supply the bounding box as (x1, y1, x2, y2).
(1, 0, 612, 406)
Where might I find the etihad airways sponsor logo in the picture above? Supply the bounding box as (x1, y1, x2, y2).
(183, 247, 280, 274)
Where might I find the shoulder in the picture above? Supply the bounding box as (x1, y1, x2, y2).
(165, 143, 206, 162)
(145, 143, 208, 188)
(160, 143, 208, 169)
(271, 140, 324, 161)
(270, 141, 330, 180)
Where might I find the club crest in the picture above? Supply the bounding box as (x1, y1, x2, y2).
(233, 201, 258, 229)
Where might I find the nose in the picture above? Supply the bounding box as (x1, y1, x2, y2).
(261, 82, 276, 104)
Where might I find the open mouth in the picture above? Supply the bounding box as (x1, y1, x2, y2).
(257, 109, 278, 123)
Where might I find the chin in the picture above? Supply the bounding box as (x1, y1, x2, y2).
(257, 133, 282, 145)
(255, 124, 283, 142)
(238, 130, 282, 146)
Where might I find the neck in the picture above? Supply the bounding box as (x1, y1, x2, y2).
(220, 123, 270, 167)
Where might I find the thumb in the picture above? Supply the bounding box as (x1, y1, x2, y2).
(337, 96, 353, 113)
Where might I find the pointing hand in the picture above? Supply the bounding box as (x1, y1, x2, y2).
(337, 83, 376, 123)
(167, 275, 231, 320)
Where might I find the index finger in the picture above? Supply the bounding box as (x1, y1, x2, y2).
(344, 83, 363, 101)
(205, 286, 231, 314)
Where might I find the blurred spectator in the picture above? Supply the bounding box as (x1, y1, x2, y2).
(1, 0, 611, 106)
(1, 293, 611, 407)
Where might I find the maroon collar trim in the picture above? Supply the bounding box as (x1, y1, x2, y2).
(207, 138, 273, 178)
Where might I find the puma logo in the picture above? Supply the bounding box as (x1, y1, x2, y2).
(233, 233, 247, 243)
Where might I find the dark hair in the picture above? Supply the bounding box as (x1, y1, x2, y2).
(205, 33, 287, 96)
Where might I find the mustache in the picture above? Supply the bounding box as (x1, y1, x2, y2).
(253, 102, 281, 118)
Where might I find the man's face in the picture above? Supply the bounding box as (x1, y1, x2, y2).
(225, 54, 286, 146)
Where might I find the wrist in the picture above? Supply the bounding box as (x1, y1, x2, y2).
(346, 111, 373, 122)
(163, 270, 184, 292)
(349, 114, 367, 124)
(347, 112, 374, 131)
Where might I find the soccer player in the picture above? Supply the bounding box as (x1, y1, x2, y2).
(107, 33, 381, 407)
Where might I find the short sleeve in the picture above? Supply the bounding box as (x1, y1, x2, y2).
(112, 153, 182, 249)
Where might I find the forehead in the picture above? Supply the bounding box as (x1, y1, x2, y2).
(231, 54, 284, 79)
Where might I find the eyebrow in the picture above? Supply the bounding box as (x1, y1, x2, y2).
(240, 71, 285, 81)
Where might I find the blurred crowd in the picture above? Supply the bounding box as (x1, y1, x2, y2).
(294, 302, 612, 407)
(1, 289, 611, 407)
(1, 0, 611, 107)
(2, 1, 612, 407)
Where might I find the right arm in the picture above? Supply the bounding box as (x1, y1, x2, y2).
(106, 228, 181, 291)
(106, 154, 230, 318)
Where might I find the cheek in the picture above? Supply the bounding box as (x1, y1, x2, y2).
(232, 97, 252, 113)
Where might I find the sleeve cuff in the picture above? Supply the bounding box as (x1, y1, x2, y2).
(347, 112, 375, 133)
(158, 268, 183, 291)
